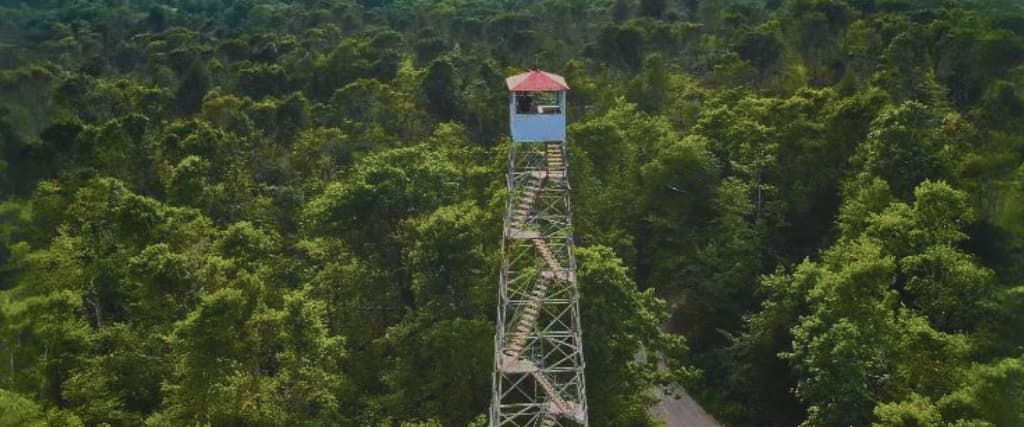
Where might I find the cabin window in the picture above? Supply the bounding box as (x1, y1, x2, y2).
(515, 91, 561, 114)
(516, 93, 534, 113)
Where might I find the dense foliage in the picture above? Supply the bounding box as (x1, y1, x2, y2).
(0, 0, 1022, 425)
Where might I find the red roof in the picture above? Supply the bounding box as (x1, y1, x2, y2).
(505, 70, 569, 91)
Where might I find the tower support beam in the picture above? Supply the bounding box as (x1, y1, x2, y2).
(492, 140, 588, 427)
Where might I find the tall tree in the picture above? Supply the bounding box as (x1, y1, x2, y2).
(174, 61, 210, 116)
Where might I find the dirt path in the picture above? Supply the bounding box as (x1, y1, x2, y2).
(645, 346, 721, 427)
(650, 384, 721, 427)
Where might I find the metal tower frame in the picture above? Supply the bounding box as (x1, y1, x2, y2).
(491, 141, 588, 427)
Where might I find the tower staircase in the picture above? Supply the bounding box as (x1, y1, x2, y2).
(493, 142, 586, 426)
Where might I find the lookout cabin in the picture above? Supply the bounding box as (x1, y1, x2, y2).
(506, 69, 569, 143)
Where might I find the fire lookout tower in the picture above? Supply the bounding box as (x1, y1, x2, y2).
(491, 70, 589, 427)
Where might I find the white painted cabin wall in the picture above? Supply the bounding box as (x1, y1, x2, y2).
(509, 91, 567, 143)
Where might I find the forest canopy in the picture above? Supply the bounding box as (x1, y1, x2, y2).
(0, 0, 1022, 426)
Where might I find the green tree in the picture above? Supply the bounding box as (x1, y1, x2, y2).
(640, 0, 668, 18)
(377, 315, 493, 425)
(577, 245, 694, 426)
(302, 145, 462, 261)
(734, 26, 782, 91)
(851, 101, 950, 199)
(421, 59, 460, 123)
(873, 393, 941, 427)
(776, 181, 993, 426)
(0, 389, 47, 427)
(236, 63, 289, 99)
(174, 61, 210, 116)
(938, 357, 1024, 426)
(406, 202, 494, 316)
